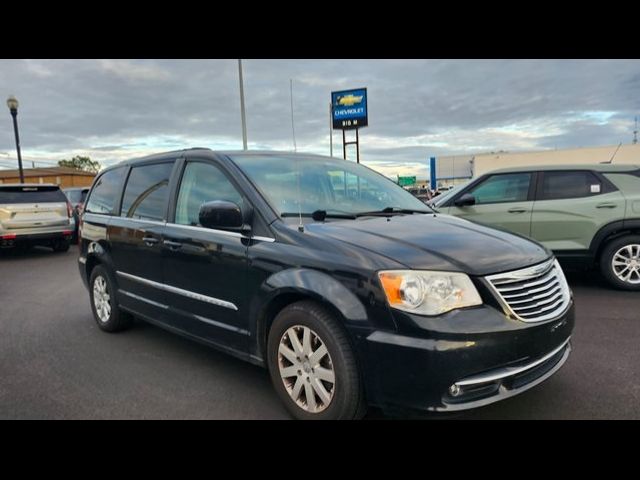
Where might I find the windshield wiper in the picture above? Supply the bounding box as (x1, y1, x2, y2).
(281, 210, 357, 220)
(355, 206, 433, 217)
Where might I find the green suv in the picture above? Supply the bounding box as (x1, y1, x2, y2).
(433, 164, 640, 290)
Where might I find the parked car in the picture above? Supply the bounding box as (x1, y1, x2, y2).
(406, 186, 431, 203)
(435, 164, 640, 290)
(78, 149, 574, 419)
(428, 182, 468, 209)
(0, 184, 73, 252)
(63, 187, 90, 243)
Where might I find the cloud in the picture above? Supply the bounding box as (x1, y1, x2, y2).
(0, 59, 638, 179)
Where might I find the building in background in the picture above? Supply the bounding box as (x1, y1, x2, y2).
(428, 154, 474, 189)
(0, 166, 96, 188)
(430, 143, 640, 187)
(472, 143, 640, 177)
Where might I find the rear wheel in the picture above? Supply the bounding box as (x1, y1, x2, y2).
(52, 238, 70, 252)
(600, 235, 640, 290)
(267, 300, 366, 420)
(89, 265, 133, 332)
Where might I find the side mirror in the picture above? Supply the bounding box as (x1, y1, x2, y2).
(454, 193, 476, 207)
(199, 200, 250, 232)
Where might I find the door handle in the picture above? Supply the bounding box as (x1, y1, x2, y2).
(163, 240, 183, 250)
(596, 203, 617, 209)
(508, 208, 527, 213)
(142, 236, 159, 246)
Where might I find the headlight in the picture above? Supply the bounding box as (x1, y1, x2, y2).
(378, 270, 482, 315)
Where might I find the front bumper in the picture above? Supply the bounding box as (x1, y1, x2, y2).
(360, 301, 574, 413)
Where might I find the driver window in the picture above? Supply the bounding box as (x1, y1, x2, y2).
(468, 173, 532, 205)
(175, 162, 243, 226)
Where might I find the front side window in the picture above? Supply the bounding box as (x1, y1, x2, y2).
(468, 173, 532, 205)
(85, 167, 126, 214)
(175, 161, 243, 226)
(539, 171, 602, 200)
(229, 154, 429, 216)
(120, 162, 173, 221)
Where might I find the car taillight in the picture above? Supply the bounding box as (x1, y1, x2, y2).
(67, 202, 73, 218)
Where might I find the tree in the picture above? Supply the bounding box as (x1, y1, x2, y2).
(58, 156, 101, 173)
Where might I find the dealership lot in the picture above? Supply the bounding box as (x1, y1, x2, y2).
(0, 247, 638, 420)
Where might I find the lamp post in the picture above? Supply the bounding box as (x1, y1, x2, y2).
(6, 95, 24, 183)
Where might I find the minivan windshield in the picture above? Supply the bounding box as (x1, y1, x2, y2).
(229, 154, 432, 217)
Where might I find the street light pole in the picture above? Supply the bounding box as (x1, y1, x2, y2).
(6, 95, 24, 183)
(238, 59, 248, 150)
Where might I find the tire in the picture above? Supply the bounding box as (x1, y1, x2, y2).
(600, 235, 640, 291)
(267, 300, 366, 420)
(52, 238, 70, 252)
(89, 265, 133, 332)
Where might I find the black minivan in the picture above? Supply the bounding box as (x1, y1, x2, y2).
(78, 149, 574, 419)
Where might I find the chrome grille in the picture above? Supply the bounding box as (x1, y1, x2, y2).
(485, 258, 571, 322)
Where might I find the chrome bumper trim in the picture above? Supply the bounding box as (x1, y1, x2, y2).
(455, 337, 571, 387)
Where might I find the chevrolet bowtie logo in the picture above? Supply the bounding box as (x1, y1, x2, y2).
(336, 94, 363, 106)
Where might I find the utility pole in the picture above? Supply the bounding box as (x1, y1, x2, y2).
(329, 102, 333, 157)
(634, 116, 638, 145)
(238, 59, 248, 150)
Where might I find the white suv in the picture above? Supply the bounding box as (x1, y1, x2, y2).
(0, 184, 74, 252)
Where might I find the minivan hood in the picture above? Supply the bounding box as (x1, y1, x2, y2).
(303, 213, 550, 276)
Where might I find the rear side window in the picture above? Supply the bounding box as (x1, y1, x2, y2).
(65, 190, 83, 204)
(120, 162, 174, 221)
(85, 167, 126, 214)
(0, 186, 67, 204)
(539, 171, 602, 200)
(467, 173, 532, 205)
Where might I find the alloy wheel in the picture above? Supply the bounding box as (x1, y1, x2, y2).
(93, 276, 112, 323)
(611, 244, 640, 284)
(278, 325, 335, 413)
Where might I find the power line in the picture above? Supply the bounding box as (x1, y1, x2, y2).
(0, 155, 60, 166)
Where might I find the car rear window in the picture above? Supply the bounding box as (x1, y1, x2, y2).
(120, 162, 174, 221)
(0, 186, 67, 204)
(539, 171, 603, 200)
(65, 189, 88, 204)
(85, 167, 126, 215)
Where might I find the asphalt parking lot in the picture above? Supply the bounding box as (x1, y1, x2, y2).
(1, 246, 638, 420)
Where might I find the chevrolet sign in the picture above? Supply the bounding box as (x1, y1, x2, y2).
(332, 88, 368, 130)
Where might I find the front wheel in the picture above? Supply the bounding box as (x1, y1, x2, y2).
(267, 300, 366, 420)
(600, 235, 640, 290)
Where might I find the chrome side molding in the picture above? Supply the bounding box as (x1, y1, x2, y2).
(116, 271, 238, 311)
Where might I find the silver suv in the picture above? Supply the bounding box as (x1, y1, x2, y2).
(0, 184, 74, 252)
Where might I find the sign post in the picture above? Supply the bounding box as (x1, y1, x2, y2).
(331, 88, 368, 163)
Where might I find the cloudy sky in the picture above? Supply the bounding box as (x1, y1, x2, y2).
(1, 59, 639, 179)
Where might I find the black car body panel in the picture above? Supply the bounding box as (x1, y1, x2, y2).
(78, 149, 574, 415)
(304, 213, 550, 276)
